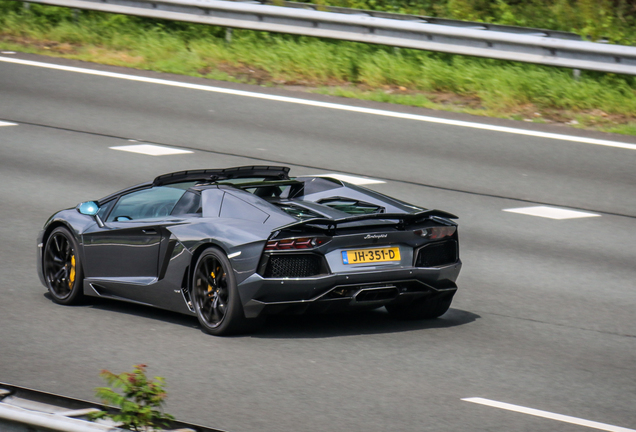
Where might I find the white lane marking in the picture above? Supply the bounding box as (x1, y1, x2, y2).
(308, 173, 385, 185)
(463, 398, 636, 432)
(503, 206, 601, 219)
(110, 144, 193, 156)
(1, 51, 16, 55)
(2, 57, 635, 151)
(0, 121, 17, 127)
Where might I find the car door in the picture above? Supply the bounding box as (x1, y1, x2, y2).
(82, 220, 163, 280)
(81, 186, 188, 298)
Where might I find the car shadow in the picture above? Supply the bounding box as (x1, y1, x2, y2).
(45, 293, 479, 338)
(252, 307, 480, 339)
(44, 293, 200, 329)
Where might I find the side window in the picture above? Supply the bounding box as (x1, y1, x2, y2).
(96, 199, 116, 220)
(106, 187, 187, 222)
(171, 191, 202, 216)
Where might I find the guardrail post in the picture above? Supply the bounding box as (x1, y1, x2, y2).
(573, 69, 581, 80)
(225, 28, 233, 44)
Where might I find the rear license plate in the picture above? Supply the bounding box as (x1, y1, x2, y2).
(342, 247, 401, 264)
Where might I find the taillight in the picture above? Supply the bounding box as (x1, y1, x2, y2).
(415, 226, 456, 240)
(265, 237, 330, 251)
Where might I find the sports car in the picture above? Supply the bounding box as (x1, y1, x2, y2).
(37, 166, 461, 335)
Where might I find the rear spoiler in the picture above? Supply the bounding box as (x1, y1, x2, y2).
(276, 209, 458, 233)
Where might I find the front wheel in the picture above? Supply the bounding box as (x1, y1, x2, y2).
(43, 227, 85, 305)
(385, 294, 453, 320)
(192, 248, 256, 336)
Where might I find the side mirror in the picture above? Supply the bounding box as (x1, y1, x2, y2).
(77, 201, 99, 216)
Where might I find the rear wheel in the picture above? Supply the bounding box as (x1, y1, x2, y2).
(192, 248, 256, 336)
(385, 294, 453, 320)
(43, 227, 84, 305)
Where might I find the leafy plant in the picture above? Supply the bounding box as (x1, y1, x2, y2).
(89, 364, 175, 431)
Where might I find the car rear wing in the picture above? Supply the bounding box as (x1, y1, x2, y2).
(275, 209, 458, 234)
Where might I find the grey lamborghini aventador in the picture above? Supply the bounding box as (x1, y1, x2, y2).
(37, 166, 461, 335)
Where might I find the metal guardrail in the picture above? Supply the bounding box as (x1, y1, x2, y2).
(253, 0, 583, 41)
(21, 0, 636, 74)
(0, 382, 224, 432)
(0, 403, 120, 432)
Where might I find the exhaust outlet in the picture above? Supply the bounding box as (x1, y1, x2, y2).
(353, 286, 399, 303)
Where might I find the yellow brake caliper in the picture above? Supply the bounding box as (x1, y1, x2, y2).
(208, 271, 215, 297)
(68, 255, 76, 290)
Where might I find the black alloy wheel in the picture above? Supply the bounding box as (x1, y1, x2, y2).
(192, 248, 253, 336)
(43, 227, 84, 305)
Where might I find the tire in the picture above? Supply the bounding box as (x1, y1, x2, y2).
(43, 227, 85, 305)
(191, 248, 257, 336)
(385, 294, 453, 320)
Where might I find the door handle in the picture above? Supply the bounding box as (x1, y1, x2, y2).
(142, 229, 157, 235)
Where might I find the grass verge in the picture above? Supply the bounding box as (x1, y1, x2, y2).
(1, 3, 635, 136)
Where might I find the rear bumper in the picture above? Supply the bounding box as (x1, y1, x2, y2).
(239, 262, 461, 318)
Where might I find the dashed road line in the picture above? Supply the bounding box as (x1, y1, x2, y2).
(2, 56, 636, 151)
(463, 398, 635, 432)
(308, 173, 385, 185)
(0, 121, 17, 127)
(110, 144, 193, 156)
(503, 206, 601, 219)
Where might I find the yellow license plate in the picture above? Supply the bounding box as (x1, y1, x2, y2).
(342, 247, 401, 264)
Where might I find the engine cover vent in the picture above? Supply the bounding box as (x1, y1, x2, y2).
(263, 254, 323, 278)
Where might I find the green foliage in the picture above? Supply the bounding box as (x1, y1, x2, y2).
(2, 0, 635, 43)
(604, 122, 636, 135)
(89, 364, 175, 431)
(2, 0, 636, 44)
(1, 1, 635, 134)
(287, 0, 636, 45)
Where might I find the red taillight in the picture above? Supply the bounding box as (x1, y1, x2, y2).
(415, 226, 456, 240)
(294, 238, 313, 249)
(265, 237, 329, 251)
(277, 239, 295, 250)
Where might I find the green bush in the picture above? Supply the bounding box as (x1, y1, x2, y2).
(89, 364, 175, 431)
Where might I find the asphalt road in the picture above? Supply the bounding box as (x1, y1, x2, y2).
(0, 53, 635, 432)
